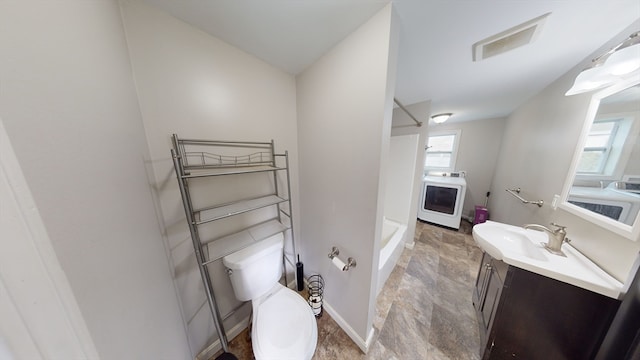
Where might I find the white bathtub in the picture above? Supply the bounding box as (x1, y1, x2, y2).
(376, 218, 407, 295)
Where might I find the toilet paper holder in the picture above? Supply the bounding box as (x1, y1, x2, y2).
(328, 247, 357, 271)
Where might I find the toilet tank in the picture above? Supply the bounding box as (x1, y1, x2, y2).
(223, 233, 284, 301)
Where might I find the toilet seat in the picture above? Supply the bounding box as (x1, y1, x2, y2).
(252, 284, 317, 360)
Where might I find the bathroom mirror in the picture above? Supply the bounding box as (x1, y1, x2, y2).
(560, 76, 640, 240)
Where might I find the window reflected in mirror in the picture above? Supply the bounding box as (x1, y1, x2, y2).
(577, 116, 635, 175)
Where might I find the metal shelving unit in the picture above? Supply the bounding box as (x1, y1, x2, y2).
(170, 134, 296, 353)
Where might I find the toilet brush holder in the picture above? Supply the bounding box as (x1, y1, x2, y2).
(296, 255, 304, 291)
(307, 274, 324, 318)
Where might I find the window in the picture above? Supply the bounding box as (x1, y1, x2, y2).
(425, 130, 461, 171)
(577, 119, 620, 174)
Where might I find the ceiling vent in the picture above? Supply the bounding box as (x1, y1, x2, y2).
(472, 12, 551, 61)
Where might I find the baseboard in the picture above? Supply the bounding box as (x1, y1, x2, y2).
(462, 214, 475, 223)
(195, 316, 250, 360)
(322, 300, 375, 354)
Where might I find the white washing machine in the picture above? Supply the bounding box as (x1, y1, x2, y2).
(418, 175, 467, 229)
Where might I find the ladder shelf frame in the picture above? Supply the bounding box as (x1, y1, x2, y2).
(170, 134, 296, 354)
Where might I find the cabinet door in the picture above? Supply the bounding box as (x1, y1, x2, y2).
(480, 265, 502, 333)
(473, 252, 492, 309)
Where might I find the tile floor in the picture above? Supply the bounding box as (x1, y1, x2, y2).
(213, 220, 484, 360)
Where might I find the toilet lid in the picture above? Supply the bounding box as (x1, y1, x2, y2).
(252, 286, 318, 360)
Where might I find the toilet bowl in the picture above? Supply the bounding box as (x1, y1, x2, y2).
(252, 283, 317, 359)
(223, 233, 317, 360)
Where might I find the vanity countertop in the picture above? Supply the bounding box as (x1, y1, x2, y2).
(570, 186, 640, 201)
(473, 221, 624, 299)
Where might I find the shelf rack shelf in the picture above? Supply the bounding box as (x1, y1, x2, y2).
(181, 165, 287, 178)
(202, 219, 290, 265)
(194, 194, 289, 225)
(170, 134, 296, 354)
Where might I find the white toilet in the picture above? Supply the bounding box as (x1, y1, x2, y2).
(223, 233, 317, 360)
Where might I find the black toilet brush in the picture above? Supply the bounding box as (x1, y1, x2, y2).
(296, 254, 304, 291)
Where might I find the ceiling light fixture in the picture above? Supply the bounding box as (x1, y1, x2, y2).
(566, 31, 640, 96)
(431, 113, 452, 124)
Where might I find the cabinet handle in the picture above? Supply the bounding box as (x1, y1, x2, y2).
(479, 264, 491, 303)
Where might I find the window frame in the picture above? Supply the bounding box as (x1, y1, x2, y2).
(424, 129, 461, 172)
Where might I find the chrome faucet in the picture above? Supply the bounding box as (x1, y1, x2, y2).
(524, 222, 570, 256)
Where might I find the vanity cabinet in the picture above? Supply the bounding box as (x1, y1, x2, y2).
(472, 252, 621, 360)
(473, 252, 508, 348)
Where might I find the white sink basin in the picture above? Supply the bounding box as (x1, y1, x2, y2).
(473, 222, 548, 261)
(473, 221, 623, 299)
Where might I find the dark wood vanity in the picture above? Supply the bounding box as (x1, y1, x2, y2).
(473, 252, 621, 359)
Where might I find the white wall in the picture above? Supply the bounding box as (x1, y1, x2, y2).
(429, 117, 506, 220)
(296, 4, 398, 349)
(0, 119, 100, 360)
(0, 1, 191, 359)
(384, 134, 419, 224)
(490, 20, 640, 283)
(119, 1, 299, 356)
(391, 100, 431, 246)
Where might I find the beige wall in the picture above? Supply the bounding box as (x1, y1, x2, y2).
(296, 4, 398, 348)
(428, 117, 506, 220)
(490, 21, 640, 284)
(120, 1, 299, 356)
(0, 1, 191, 358)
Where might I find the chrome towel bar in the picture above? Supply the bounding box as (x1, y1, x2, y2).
(506, 188, 544, 207)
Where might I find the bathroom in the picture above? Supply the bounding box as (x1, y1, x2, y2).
(1, 1, 639, 360)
